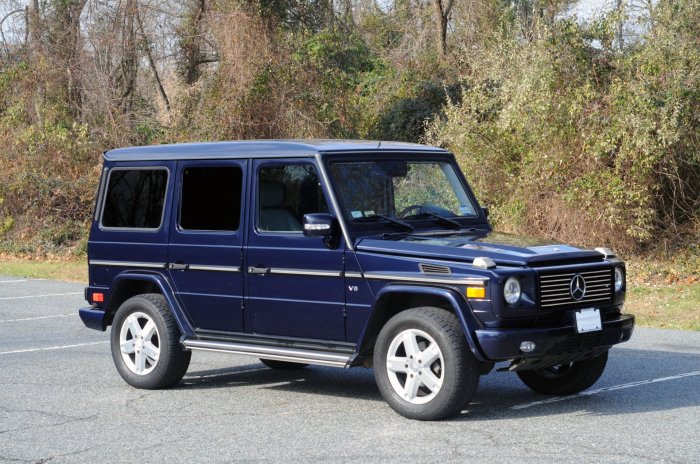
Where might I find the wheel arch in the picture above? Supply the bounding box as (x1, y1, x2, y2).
(108, 272, 195, 338)
(357, 285, 487, 363)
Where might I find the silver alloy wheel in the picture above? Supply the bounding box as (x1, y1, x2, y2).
(386, 328, 444, 404)
(119, 311, 160, 375)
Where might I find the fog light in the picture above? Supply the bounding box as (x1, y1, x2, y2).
(519, 341, 536, 353)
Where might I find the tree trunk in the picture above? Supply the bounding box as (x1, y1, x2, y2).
(119, 0, 139, 113)
(433, 0, 453, 57)
(52, 0, 87, 117)
(616, 0, 624, 51)
(136, 5, 170, 112)
(179, 0, 207, 85)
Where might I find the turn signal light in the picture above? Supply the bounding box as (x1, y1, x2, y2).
(466, 287, 486, 299)
(92, 292, 104, 303)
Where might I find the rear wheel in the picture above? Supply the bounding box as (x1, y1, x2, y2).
(110, 294, 191, 389)
(517, 351, 608, 395)
(260, 359, 309, 370)
(373, 307, 479, 421)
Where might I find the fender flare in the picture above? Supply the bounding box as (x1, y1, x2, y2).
(110, 272, 195, 338)
(359, 284, 487, 362)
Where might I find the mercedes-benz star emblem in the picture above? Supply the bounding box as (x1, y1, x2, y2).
(570, 274, 587, 301)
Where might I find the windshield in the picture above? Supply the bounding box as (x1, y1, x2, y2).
(328, 159, 478, 230)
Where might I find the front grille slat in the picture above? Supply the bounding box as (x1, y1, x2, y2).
(541, 285, 610, 295)
(538, 267, 613, 309)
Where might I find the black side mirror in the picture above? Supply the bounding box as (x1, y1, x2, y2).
(481, 206, 489, 218)
(303, 213, 335, 237)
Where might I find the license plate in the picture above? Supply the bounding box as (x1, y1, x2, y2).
(574, 308, 602, 333)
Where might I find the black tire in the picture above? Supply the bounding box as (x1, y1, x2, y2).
(517, 351, 609, 395)
(373, 307, 479, 421)
(110, 294, 191, 389)
(260, 359, 309, 370)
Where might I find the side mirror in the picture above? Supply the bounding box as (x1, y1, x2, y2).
(303, 213, 335, 238)
(481, 206, 489, 218)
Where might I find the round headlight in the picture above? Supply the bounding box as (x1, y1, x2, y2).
(614, 267, 625, 292)
(504, 276, 521, 305)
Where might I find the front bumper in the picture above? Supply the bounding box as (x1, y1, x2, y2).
(475, 314, 635, 366)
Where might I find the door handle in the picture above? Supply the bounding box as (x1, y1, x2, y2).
(248, 266, 270, 275)
(168, 263, 189, 271)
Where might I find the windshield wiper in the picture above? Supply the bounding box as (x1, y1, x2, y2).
(403, 212, 462, 230)
(354, 214, 414, 231)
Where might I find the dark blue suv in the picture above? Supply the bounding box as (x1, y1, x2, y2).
(79, 140, 634, 420)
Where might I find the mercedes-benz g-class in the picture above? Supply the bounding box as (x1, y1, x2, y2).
(79, 140, 634, 420)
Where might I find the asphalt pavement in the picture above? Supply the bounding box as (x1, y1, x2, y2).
(1, 275, 699, 463)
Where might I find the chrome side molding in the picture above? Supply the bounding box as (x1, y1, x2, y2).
(89, 260, 167, 269)
(364, 272, 487, 287)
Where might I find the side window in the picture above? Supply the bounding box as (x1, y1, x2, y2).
(179, 166, 243, 231)
(257, 164, 329, 232)
(102, 169, 168, 229)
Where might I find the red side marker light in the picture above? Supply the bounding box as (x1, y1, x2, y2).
(93, 292, 104, 303)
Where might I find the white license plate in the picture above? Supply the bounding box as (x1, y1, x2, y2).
(574, 308, 602, 333)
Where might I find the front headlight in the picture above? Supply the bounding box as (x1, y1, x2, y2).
(614, 266, 625, 292)
(504, 276, 521, 304)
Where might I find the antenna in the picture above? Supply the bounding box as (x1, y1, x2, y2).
(377, 139, 382, 149)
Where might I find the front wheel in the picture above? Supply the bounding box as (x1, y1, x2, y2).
(110, 294, 191, 389)
(373, 307, 479, 421)
(517, 350, 608, 395)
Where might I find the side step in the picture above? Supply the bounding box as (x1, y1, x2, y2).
(182, 338, 355, 368)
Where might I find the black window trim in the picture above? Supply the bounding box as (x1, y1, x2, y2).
(99, 166, 170, 232)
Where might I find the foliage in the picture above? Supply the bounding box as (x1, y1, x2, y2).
(0, 0, 699, 255)
(427, 1, 700, 252)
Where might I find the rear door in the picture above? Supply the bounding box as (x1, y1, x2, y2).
(167, 160, 247, 332)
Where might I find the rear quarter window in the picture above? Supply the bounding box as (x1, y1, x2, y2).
(101, 168, 168, 229)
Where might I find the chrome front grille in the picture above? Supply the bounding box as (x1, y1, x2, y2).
(539, 268, 612, 309)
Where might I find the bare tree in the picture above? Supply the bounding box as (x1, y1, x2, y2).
(135, 3, 170, 112)
(178, 0, 208, 85)
(433, 0, 454, 56)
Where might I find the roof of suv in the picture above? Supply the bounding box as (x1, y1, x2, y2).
(103, 140, 448, 161)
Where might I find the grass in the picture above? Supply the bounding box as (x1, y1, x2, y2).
(0, 257, 87, 283)
(0, 256, 698, 330)
(626, 284, 700, 331)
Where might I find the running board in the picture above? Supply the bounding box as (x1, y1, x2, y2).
(182, 339, 355, 368)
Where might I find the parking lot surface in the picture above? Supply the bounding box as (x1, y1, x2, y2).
(1, 276, 699, 463)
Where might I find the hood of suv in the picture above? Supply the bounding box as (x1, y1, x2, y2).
(355, 231, 604, 267)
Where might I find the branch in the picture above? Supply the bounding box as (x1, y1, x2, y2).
(135, 3, 170, 112)
(0, 8, 25, 57)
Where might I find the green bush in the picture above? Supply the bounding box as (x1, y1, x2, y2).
(427, 4, 700, 252)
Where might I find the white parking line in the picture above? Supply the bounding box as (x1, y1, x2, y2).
(0, 279, 45, 283)
(511, 370, 700, 410)
(0, 292, 82, 301)
(0, 341, 109, 355)
(0, 314, 76, 323)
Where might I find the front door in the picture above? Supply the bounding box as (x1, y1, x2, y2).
(245, 159, 345, 341)
(168, 160, 247, 332)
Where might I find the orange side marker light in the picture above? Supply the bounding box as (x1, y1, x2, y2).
(466, 287, 486, 299)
